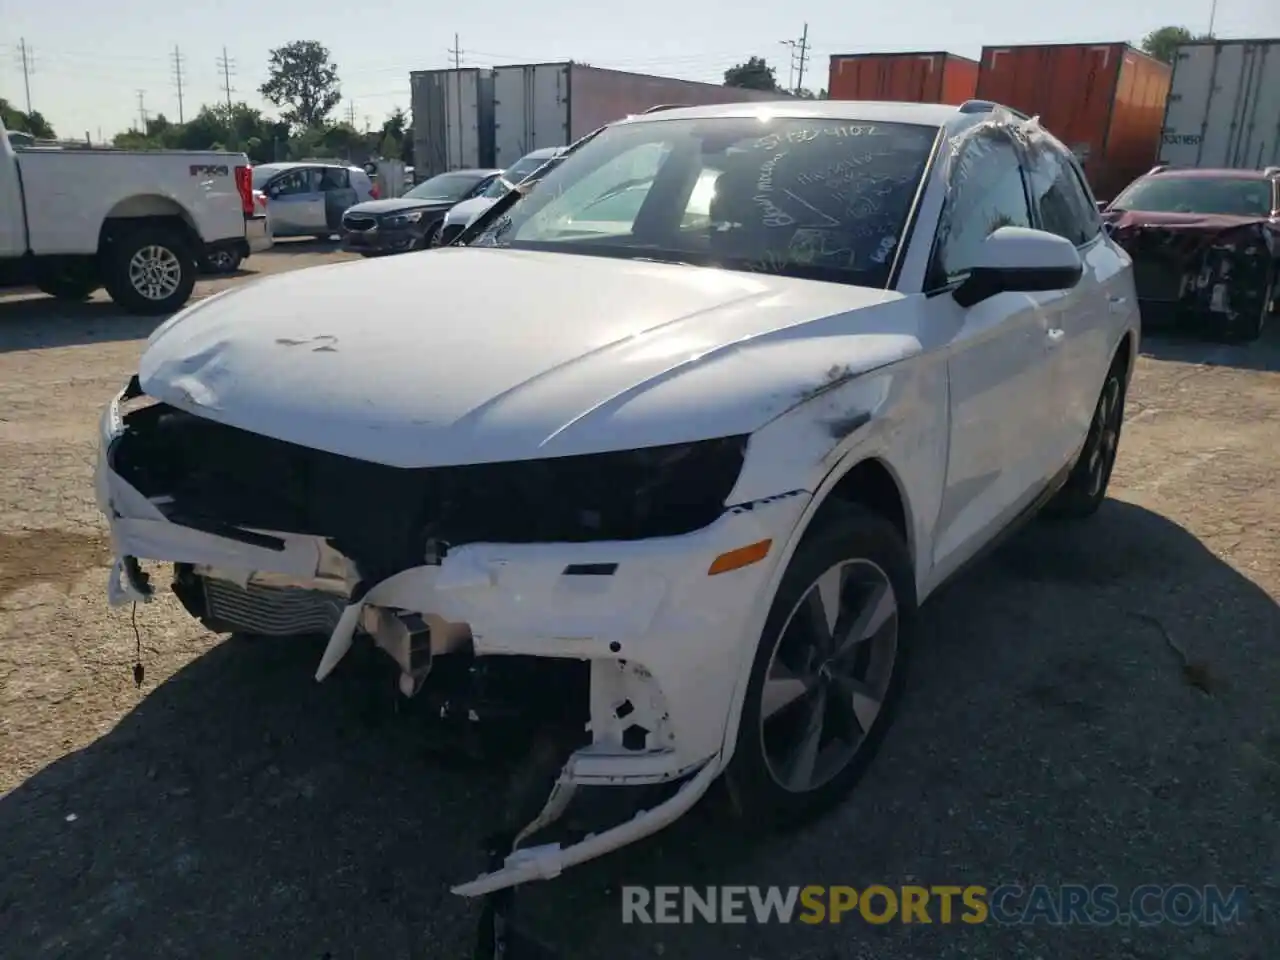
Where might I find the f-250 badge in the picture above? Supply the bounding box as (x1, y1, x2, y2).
(189, 164, 229, 177)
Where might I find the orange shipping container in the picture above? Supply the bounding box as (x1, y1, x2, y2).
(828, 51, 979, 105)
(975, 42, 1171, 201)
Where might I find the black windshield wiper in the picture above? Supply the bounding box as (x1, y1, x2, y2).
(452, 124, 610, 247)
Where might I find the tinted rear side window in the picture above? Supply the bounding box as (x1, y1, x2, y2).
(1025, 142, 1098, 245)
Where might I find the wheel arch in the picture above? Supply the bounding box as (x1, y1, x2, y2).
(98, 195, 202, 255)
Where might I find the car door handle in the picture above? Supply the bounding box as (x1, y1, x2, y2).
(1046, 328, 1066, 346)
(1108, 295, 1128, 312)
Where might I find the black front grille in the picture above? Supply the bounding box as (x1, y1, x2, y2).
(343, 215, 377, 232)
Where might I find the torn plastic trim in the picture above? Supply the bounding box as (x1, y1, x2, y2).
(452, 753, 720, 897)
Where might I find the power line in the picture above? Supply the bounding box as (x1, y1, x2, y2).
(16, 38, 35, 113)
(171, 45, 186, 123)
(780, 23, 811, 94)
(216, 46, 236, 111)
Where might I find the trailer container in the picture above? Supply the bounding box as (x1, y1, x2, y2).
(976, 42, 1171, 201)
(489, 62, 785, 167)
(1157, 38, 1280, 170)
(827, 51, 979, 105)
(409, 68, 496, 179)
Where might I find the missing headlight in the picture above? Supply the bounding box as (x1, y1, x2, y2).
(109, 401, 747, 581)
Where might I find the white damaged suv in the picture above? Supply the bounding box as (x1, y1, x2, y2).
(95, 100, 1139, 900)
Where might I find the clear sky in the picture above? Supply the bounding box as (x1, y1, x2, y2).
(3, 0, 1276, 141)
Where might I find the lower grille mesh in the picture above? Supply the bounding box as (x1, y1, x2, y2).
(202, 578, 346, 636)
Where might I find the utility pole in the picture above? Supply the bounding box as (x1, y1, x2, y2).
(794, 23, 810, 94)
(1207, 0, 1219, 37)
(16, 38, 34, 113)
(171, 45, 186, 123)
(216, 46, 236, 111)
(448, 33, 465, 168)
(347, 101, 357, 126)
(136, 90, 147, 131)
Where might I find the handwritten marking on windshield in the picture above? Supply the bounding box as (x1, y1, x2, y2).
(753, 196, 796, 227)
(757, 152, 787, 193)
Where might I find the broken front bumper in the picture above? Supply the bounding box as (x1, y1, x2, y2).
(93, 383, 810, 895)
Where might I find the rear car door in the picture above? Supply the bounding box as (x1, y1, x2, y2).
(1022, 140, 1118, 466)
(266, 168, 326, 235)
(926, 129, 1060, 578)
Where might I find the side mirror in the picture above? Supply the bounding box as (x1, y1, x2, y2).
(953, 226, 1083, 308)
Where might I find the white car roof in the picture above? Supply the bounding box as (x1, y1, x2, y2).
(613, 99, 990, 134)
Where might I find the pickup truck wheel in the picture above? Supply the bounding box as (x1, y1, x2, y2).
(1043, 357, 1128, 520)
(104, 227, 197, 315)
(723, 504, 915, 828)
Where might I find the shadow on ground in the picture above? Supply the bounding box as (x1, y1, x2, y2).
(1140, 322, 1280, 373)
(2, 501, 1277, 959)
(0, 296, 168, 353)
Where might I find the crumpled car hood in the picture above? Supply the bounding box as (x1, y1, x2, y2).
(139, 248, 918, 468)
(1105, 209, 1280, 256)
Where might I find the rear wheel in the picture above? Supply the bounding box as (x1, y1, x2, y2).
(103, 225, 197, 315)
(724, 504, 914, 826)
(1043, 353, 1128, 520)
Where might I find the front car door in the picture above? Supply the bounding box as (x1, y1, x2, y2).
(266, 168, 325, 236)
(1021, 136, 1117, 465)
(924, 127, 1061, 581)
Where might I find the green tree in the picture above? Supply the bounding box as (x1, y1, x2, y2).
(1141, 25, 1213, 65)
(1, 97, 56, 138)
(259, 40, 342, 130)
(795, 88, 828, 100)
(724, 57, 779, 92)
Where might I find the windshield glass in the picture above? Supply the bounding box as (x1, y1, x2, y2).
(405, 173, 484, 202)
(469, 117, 939, 286)
(481, 154, 561, 199)
(1113, 176, 1273, 217)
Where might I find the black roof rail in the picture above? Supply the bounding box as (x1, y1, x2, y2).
(957, 99, 1031, 121)
(1146, 163, 1170, 175)
(642, 103, 690, 113)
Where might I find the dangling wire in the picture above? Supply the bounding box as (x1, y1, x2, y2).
(131, 602, 144, 688)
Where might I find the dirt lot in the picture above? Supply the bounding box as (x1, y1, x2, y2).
(1, 246, 1278, 960)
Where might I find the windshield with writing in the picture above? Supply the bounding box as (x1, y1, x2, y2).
(1114, 176, 1273, 217)
(469, 117, 939, 287)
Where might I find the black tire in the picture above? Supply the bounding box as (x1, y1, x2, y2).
(36, 275, 98, 301)
(723, 502, 916, 827)
(102, 225, 197, 316)
(201, 249, 242, 274)
(421, 221, 442, 250)
(1043, 351, 1129, 520)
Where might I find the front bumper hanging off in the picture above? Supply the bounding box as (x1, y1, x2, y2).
(94, 381, 810, 903)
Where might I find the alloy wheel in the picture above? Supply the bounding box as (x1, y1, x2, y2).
(1086, 375, 1122, 498)
(759, 558, 899, 793)
(128, 245, 183, 301)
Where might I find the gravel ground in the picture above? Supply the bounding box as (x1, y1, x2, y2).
(1, 251, 1277, 960)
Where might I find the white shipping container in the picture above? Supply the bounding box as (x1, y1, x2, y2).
(410, 68, 496, 178)
(491, 63, 787, 167)
(1159, 39, 1280, 169)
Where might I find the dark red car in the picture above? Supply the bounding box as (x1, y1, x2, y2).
(1100, 165, 1279, 342)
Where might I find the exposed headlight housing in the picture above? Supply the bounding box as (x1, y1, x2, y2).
(109, 399, 749, 578)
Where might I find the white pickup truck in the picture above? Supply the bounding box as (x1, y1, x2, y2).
(0, 121, 271, 314)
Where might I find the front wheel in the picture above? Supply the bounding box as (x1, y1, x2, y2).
(723, 503, 915, 827)
(103, 225, 197, 315)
